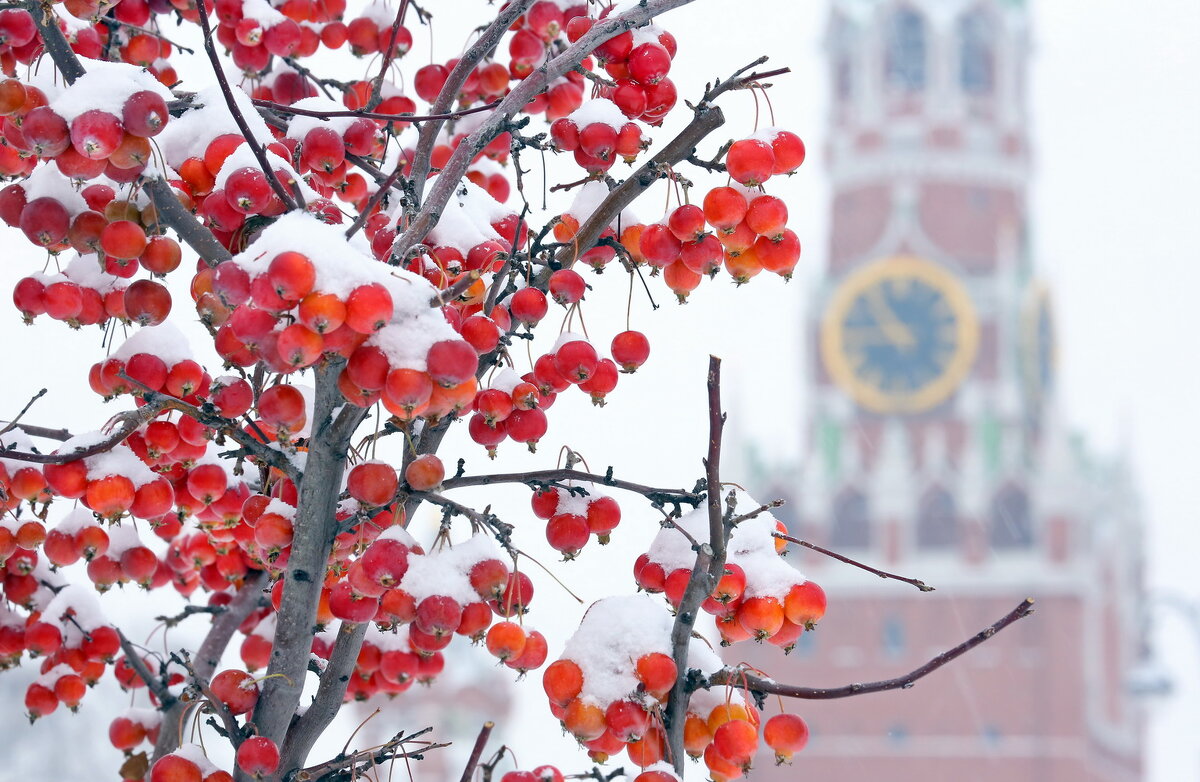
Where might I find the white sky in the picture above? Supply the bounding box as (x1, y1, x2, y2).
(0, 1, 1197, 780)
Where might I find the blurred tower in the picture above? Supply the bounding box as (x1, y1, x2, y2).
(747, 2, 1146, 779)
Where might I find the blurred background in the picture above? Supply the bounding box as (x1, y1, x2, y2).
(1, 1, 1198, 780)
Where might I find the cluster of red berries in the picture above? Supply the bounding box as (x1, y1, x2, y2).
(568, 13, 679, 126)
(685, 702, 810, 780)
(530, 483, 621, 557)
(635, 506, 827, 649)
(212, 0, 326, 73)
(550, 98, 648, 174)
(10, 586, 121, 718)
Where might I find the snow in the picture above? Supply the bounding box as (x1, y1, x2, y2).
(240, 0, 288, 26)
(122, 707, 162, 729)
(42, 584, 107, 638)
(173, 744, 219, 776)
(359, 0, 397, 27)
(552, 331, 588, 352)
(104, 522, 143, 556)
(367, 622, 411, 652)
(86, 443, 160, 488)
(22, 162, 89, 216)
(564, 180, 612, 225)
(285, 96, 361, 140)
(397, 534, 502, 604)
(555, 484, 595, 517)
(368, 315, 459, 372)
(646, 495, 805, 599)
(156, 86, 276, 170)
(561, 594, 673, 709)
(50, 59, 173, 123)
(55, 508, 98, 535)
(35, 663, 78, 689)
(112, 322, 194, 366)
(487, 368, 524, 394)
(748, 126, 787, 145)
(568, 98, 630, 131)
(264, 498, 297, 518)
(232, 212, 435, 307)
(63, 254, 129, 294)
(376, 524, 420, 550)
(0, 428, 39, 472)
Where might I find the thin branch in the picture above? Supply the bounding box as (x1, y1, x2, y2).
(143, 178, 232, 265)
(175, 650, 244, 746)
(459, 722, 494, 782)
(21, 1, 86, 82)
(153, 571, 270, 762)
(0, 422, 71, 442)
(344, 158, 406, 239)
(705, 598, 1037, 699)
(366, 0, 409, 111)
(550, 61, 786, 272)
(664, 356, 725, 773)
(439, 468, 704, 507)
(194, 0, 296, 210)
(155, 604, 226, 628)
(0, 388, 46, 438)
(253, 98, 501, 124)
(294, 728, 446, 781)
(117, 629, 177, 708)
(430, 270, 480, 307)
(774, 532, 935, 593)
(0, 402, 164, 464)
(407, 0, 535, 205)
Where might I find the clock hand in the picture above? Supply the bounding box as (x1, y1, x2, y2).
(866, 287, 916, 348)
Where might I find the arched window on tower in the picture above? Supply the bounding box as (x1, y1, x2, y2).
(884, 6, 927, 92)
(831, 488, 870, 549)
(958, 7, 996, 95)
(830, 15, 857, 101)
(989, 484, 1033, 549)
(917, 486, 958, 550)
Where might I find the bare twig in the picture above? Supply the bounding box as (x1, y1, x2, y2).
(253, 98, 501, 124)
(175, 650, 244, 747)
(0, 401, 164, 464)
(117, 630, 176, 708)
(366, 0, 410, 110)
(155, 604, 226, 628)
(294, 727, 446, 781)
(430, 270, 481, 307)
(459, 722, 495, 782)
(0, 388, 46, 438)
(774, 532, 935, 593)
(705, 598, 1037, 698)
(0, 422, 71, 442)
(440, 468, 703, 507)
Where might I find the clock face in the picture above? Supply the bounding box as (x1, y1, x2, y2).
(821, 257, 979, 414)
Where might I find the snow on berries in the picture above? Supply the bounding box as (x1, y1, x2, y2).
(531, 481, 621, 556)
(635, 496, 823, 650)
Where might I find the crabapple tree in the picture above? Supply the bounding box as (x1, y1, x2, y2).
(0, 1, 1035, 781)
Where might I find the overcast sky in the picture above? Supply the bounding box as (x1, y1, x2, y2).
(0, 1, 1198, 779)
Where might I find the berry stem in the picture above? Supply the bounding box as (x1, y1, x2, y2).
(773, 531, 935, 592)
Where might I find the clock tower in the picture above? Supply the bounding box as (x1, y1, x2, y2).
(747, 2, 1147, 780)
